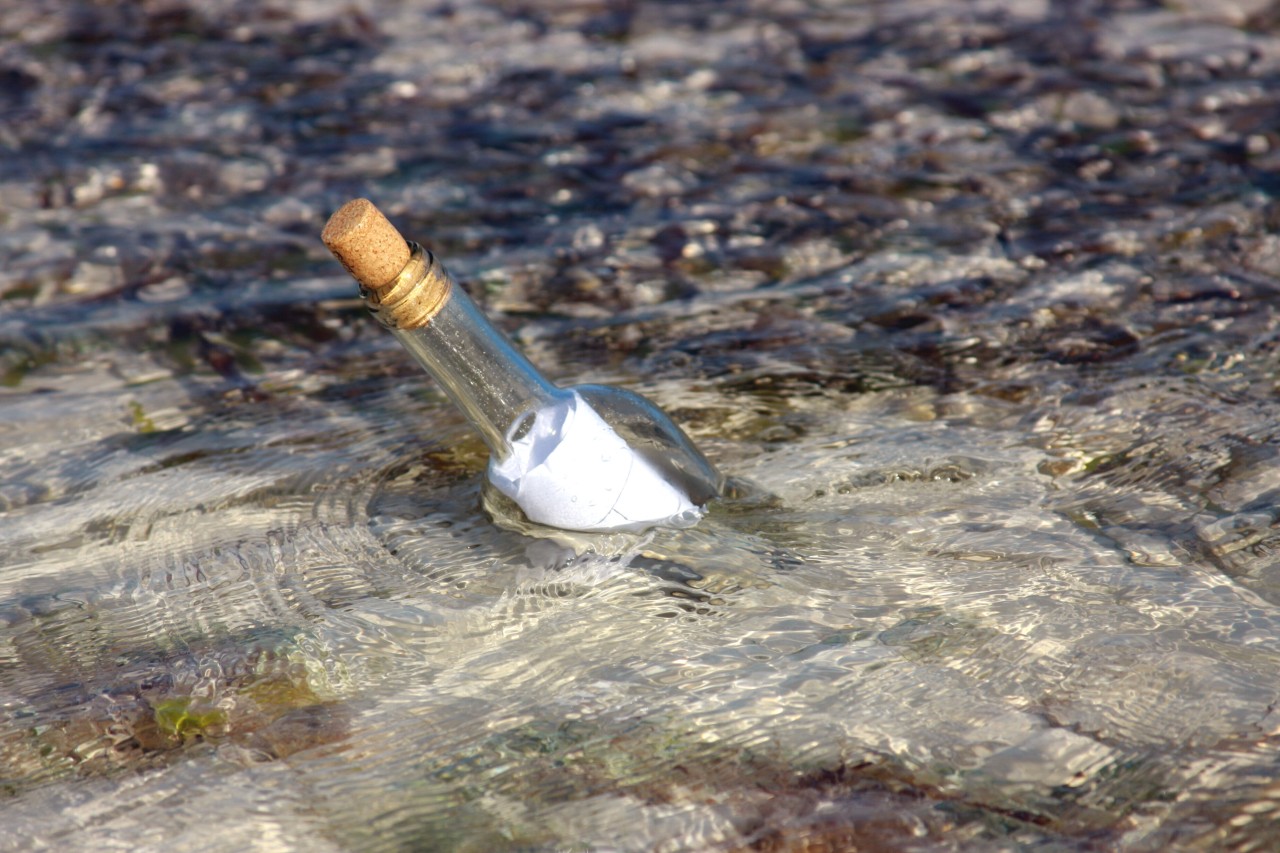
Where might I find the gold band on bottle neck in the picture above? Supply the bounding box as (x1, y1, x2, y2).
(360, 242, 453, 329)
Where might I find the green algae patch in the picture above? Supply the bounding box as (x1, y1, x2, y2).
(153, 698, 228, 739)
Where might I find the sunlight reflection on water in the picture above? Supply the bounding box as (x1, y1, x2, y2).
(5, 356, 1280, 849)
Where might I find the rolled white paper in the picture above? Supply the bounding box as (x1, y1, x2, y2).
(488, 391, 702, 532)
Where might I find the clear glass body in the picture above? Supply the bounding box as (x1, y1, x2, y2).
(573, 384, 721, 508)
(385, 261, 723, 533)
(390, 286, 558, 459)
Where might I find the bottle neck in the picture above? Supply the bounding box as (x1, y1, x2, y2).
(377, 248, 561, 457)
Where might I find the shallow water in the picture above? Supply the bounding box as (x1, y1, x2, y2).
(4, 0, 1280, 849)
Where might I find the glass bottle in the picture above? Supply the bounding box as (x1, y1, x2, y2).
(322, 199, 723, 533)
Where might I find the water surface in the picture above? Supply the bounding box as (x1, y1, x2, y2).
(3, 0, 1280, 849)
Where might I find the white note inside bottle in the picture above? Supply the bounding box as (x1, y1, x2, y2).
(488, 391, 703, 532)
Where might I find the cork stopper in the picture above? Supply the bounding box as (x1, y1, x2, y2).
(322, 198, 412, 290)
(321, 198, 452, 329)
